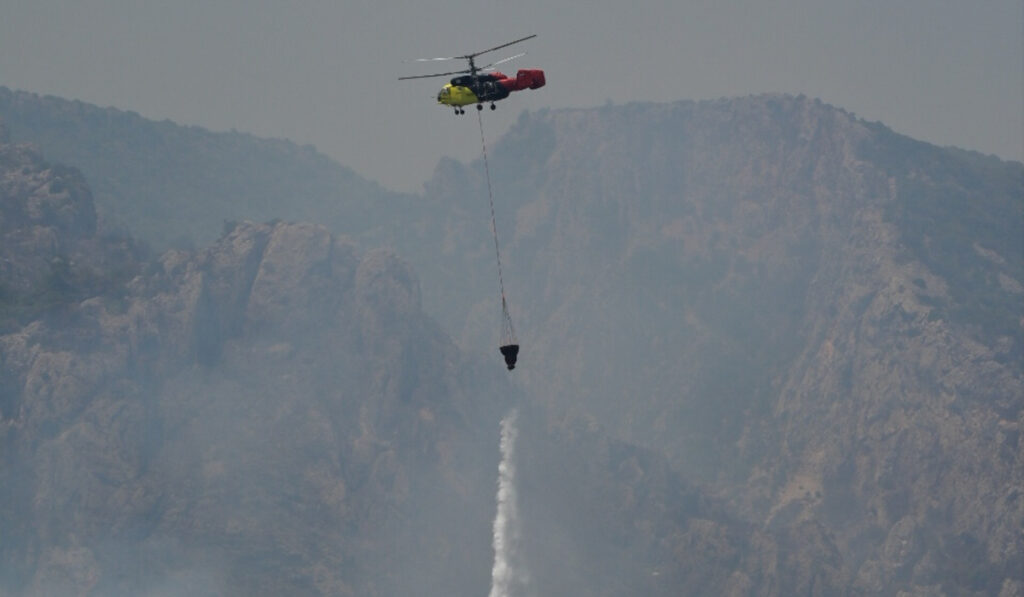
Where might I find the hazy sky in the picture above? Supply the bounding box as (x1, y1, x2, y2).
(2, 0, 1021, 191)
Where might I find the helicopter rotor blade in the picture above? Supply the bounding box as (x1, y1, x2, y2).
(461, 34, 537, 60)
(407, 56, 460, 63)
(398, 69, 470, 81)
(400, 35, 536, 80)
(481, 52, 526, 71)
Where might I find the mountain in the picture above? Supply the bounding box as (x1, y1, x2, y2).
(402, 95, 1024, 595)
(0, 86, 418, 251)
(2, 89, 1022, 595)
(0, 136, 512, 595)
(0, 135, 864, 596)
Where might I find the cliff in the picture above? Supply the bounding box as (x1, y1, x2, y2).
(2, 91, 1021, 595)
(0, 140, 511, 596)
(0, 86, 417, 251)
(0, 121, 884, 597)
(410, 95, 1024, 595)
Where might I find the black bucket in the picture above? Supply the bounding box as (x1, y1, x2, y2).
(499, 344, 519, 370)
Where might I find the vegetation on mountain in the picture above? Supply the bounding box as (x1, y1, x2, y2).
(1, 90, 1021, 595)
(402, 95, 1024, 595)
(0, 86, 421, 251)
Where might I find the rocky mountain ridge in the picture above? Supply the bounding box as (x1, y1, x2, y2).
(403, 95, 1024, 595)
(1, 91, 1021, 595)
(0, 86, 419, 251)
(0, 137, 511, 595)
(0, 137, 858, 596)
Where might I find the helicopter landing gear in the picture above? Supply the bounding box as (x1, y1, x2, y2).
(477, 103, 483, 111)
(454, 107, 466, 115)
(490, 103, 497, 110)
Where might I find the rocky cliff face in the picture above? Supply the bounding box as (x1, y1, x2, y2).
(0, 135, 868, 597)
(2, 91, 1021, 595)
(0, 86, 418, 251)
(746, 119, 1023, 595)
(409, 95, 1023, 595)
(0, 140, 514, 596)
(512, 403, 852, 597)
(0, 139, 95, 293)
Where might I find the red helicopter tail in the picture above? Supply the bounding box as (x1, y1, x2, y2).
(516, 69, 546, 90)
(500, 69, 546, 92)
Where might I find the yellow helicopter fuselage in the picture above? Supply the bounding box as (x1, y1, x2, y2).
(436, 84, 479, 107)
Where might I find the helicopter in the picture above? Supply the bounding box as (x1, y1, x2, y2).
(399, 34, 546, 115)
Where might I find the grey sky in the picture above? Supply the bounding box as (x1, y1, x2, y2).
(2, 0, 1021, 192)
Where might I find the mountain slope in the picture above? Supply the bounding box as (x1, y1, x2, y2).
(0, 138, 514, 596)
(0, 131, 872, 597)
(2, 90, 1021, 595)
(407, 94, 1024, 595)
(0, 86, 418, 250)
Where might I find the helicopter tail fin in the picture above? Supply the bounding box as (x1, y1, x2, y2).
(514, 69, 546, 90)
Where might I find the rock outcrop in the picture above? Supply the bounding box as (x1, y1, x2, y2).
(3, 92, 1021, 595)
(409, 95, 1024, 594)
(0, 141, 510, 596)
(0, 142, 96, 294)
(0, 86, 418, 250)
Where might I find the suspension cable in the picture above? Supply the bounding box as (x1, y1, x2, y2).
(477, 110, 516, 344)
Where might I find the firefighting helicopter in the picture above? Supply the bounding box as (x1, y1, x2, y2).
(399, 34, 546, 115)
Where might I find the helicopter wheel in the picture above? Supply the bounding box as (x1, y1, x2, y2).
(490, 103, 497, 111)
(476, 104, 483, 111)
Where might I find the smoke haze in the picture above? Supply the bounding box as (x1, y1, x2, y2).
(1, 1, 1019, 191)
(1, 81, 1021, 594)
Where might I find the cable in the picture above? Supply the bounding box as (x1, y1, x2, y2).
(477, 110, 516, 345)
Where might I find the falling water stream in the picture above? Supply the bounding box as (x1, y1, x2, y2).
(488, 409, 529, 597)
